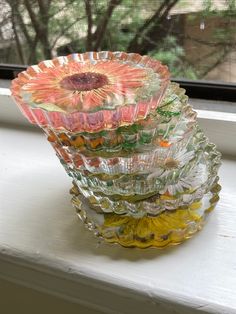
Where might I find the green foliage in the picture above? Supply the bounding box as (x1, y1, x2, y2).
(149, 36, 198, 79)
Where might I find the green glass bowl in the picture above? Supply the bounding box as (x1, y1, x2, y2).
(45, 83, 195, 155)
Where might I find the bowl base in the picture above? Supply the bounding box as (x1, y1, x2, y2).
(71, 187, 220, 249)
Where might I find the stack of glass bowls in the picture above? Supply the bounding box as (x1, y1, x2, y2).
(11, 51, 221, 248)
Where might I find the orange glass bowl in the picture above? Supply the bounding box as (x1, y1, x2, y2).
(11, 51, 170, 133)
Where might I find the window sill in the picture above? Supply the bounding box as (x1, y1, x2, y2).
(0, 126, 236, 314)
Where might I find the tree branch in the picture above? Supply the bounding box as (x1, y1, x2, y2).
(16, 8, 33, 45)
(27, 34, 39, 64)
(11, 4, 25, 63)
(93, 0, 122, 50)
(23, 0, 39, 34)
(84, 0, 93, 50)
(24, 0, 52, 59)
(50, 16, 86, 49)
(37, 0, 52, 21)
(201, 48, 230, 77)
(37, 0, 47, 16)
(5, 0, 33, 45)
(47, 0, 77, 19)
(143, 0, 181, 47)
(130, 0, 167, 42)
(127, 0, 179, 52)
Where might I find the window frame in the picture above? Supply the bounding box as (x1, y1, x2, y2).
(1, 64, 236, 102)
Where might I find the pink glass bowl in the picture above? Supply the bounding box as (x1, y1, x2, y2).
(11, 51, 170, 133)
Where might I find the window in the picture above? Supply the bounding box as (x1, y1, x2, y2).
(0, 0, 235, 83)
(0, 0, 235, 124)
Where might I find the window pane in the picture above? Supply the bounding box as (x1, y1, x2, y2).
(0, 0, 235, 83)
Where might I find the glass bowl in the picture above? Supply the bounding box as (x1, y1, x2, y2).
(44, 83, 196, 154)
(65, 148, 202, 196)
(54, 127, 205, 175)
(72, 183, 221, 248)
(11, 51, 170, 133)
(70, 142, 221, 217)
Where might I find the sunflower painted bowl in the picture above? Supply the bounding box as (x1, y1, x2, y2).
(72, 184, 220, 248)
(71, 179, 221, 218)
(11, 51, 170, 133)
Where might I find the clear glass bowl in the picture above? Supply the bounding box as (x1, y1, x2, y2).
(72, 180, 221, 218)
(63, 135, 214, 196)
(70, 141, 221, 217)
(44, 83, 195, 154)
(11, 51, 170, 133)
(55, 127, 205, 175)
(72, 183, 221, 248)
(65, 149, 201, 196)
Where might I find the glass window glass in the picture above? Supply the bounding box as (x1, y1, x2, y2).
(0, 0, 235, 83)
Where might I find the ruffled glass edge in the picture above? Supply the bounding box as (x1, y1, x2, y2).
(11, 51, 170, 133)
(72, 185, 220, 248)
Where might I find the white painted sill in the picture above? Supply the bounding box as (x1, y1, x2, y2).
(1, 88, 236, 314)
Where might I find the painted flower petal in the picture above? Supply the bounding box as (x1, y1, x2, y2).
(19, 58, 162, 113)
